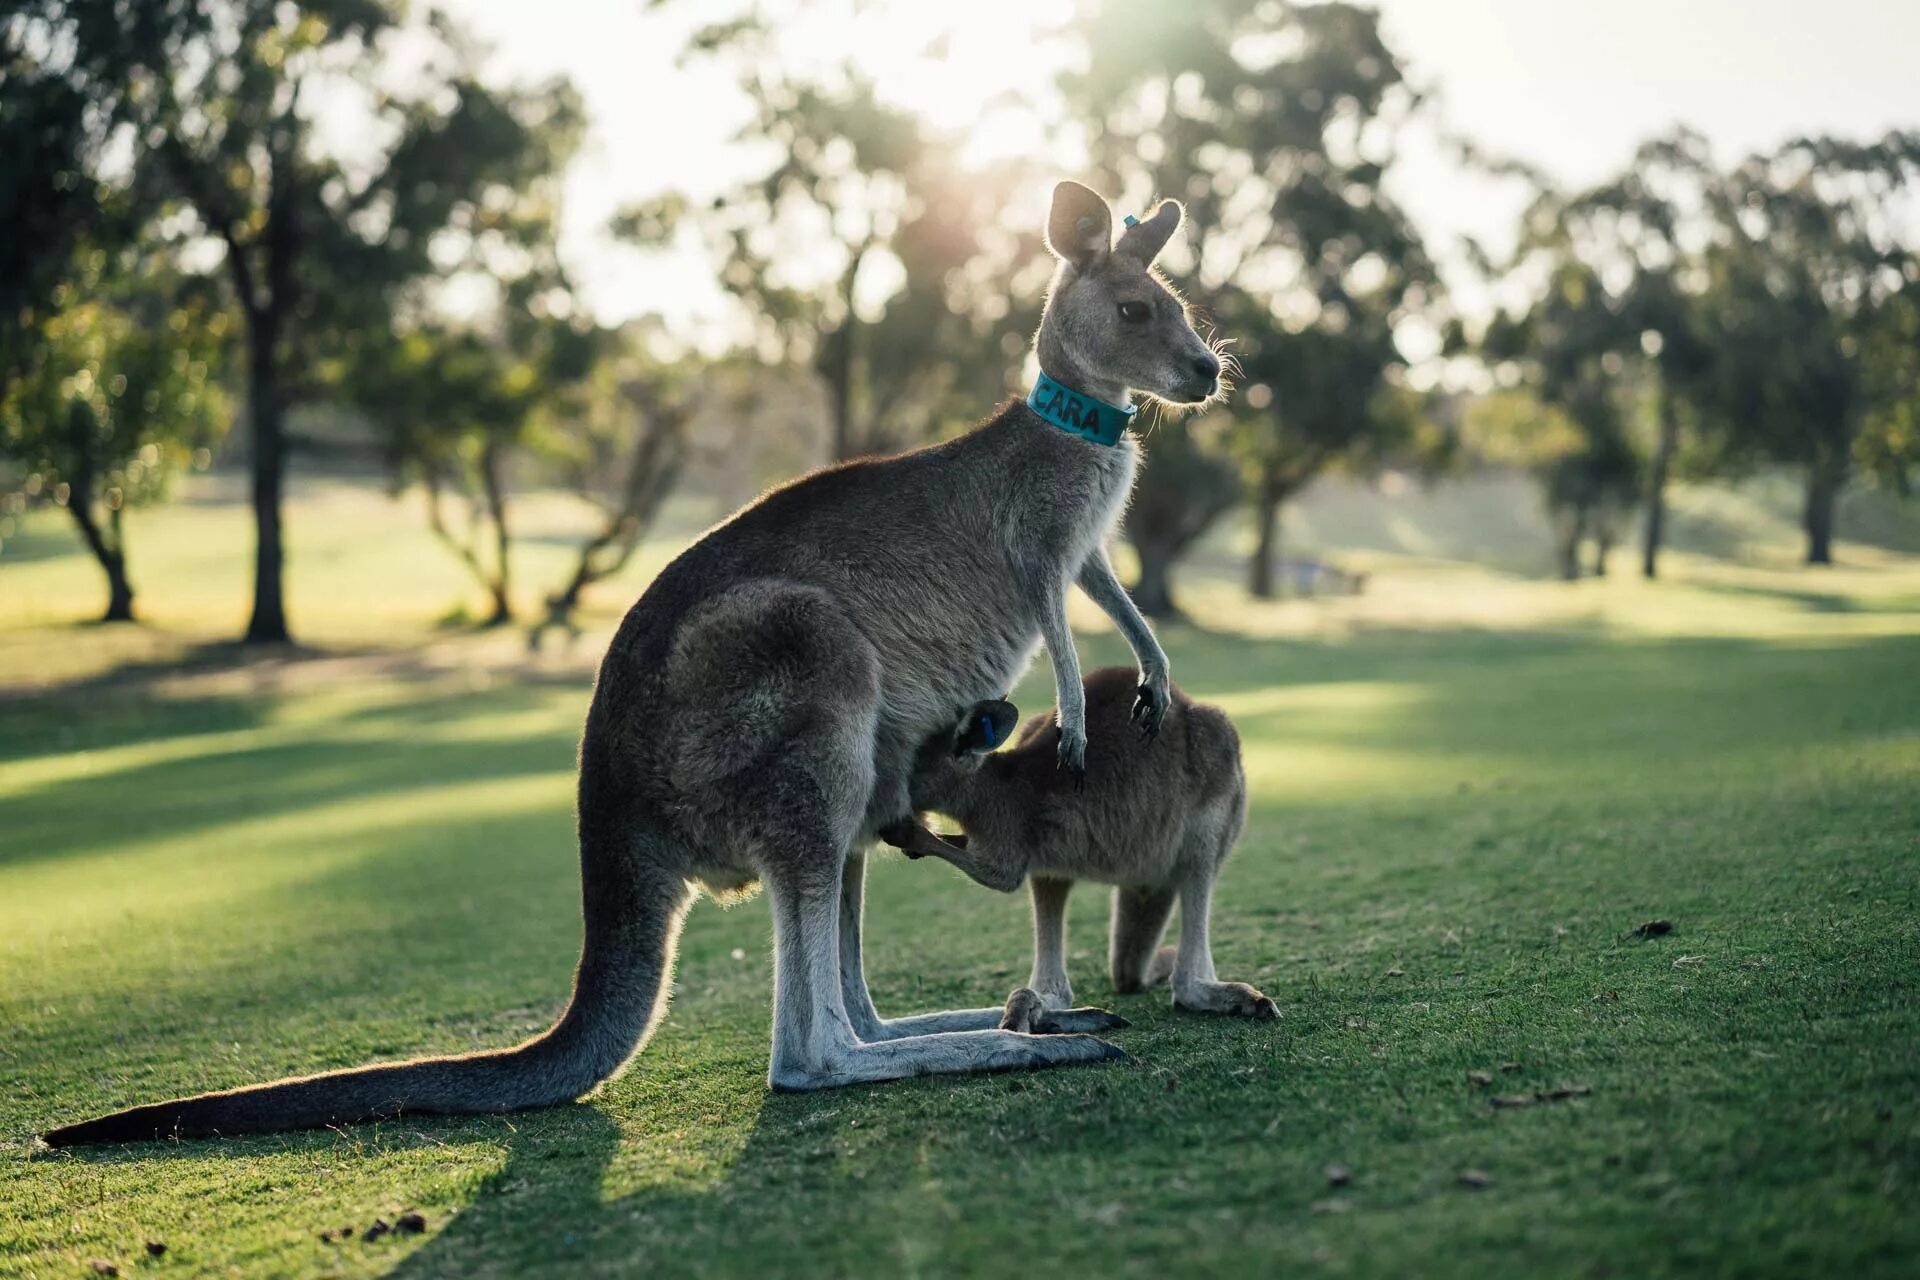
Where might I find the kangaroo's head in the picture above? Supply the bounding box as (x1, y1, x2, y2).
(881, 699, 1021, 862)
(1035, 180, 1225, 410)
(903, 698, 1021, 816)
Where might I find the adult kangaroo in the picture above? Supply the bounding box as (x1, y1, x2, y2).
(43, 181, 1226, 1145)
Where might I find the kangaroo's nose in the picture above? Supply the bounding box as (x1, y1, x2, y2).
(1193, 354, 1222, 384)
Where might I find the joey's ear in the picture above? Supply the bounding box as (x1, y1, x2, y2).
(1115, 198, 1183, 265)
(1046, 181, 1113, 269)
(953, 699, 1020, 756)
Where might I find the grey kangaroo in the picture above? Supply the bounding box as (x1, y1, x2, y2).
(887, 667, 1277, 1024)
(44, 181, 1226, 1145)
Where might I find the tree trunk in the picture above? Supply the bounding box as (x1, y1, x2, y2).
(234, 249, 289, 644)
(1248, 480, 1281, 600)
(64, 499, 135, 623)
(1592, 523, 1611, 578)
(1641, 381, 1679, 579)
(824, 248, 866, 462)
(479, 440, 513, 626)
(1803, 452, 1840, 566)
(1558, 507, 1586, 581)
(1131, 536, 1182, 620)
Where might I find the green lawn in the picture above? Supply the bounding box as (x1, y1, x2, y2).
(2, 485, 1918, 1278)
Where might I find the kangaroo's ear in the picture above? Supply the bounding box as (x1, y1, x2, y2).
(953, 699, 1020, 756)
(1115, 198, 1183, 265)
(1046, 181, 1112, 270)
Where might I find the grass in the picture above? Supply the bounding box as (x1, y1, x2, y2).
(1, 480, 1917, 1277)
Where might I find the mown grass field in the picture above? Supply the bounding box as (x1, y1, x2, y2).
(2, 479, 1917, 1278)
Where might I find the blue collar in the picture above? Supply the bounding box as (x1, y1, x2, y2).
(1027, 371, 1136, 447)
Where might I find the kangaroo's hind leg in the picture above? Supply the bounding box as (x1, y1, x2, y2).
(768, 846, 1126, 1089)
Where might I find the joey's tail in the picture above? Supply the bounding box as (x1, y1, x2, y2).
(43, 797, 690, 1147)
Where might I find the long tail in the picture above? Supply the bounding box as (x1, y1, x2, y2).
(44, 784, 689, 1147)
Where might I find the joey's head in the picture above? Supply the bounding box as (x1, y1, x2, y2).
(904, 698, 1021, 815)
(1035, 180, 1227, 411)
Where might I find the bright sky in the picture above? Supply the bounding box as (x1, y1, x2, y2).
(440, 0, 1920, 332)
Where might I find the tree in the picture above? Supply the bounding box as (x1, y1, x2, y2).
(530, 347, 717, 647)
(1559, 130, 1721, 579)
(1482, 261, 1643, 579)
(1, 244, 227, 621)
(354, 306, 600, 627)
(625, 10, 1040, 460)
(1125, 418, 1243, 619)
(1856, 279, 1920, 496)
(1696, 133, 1920, 564)
(11, 0, 585, 640)
(1061, 0, 1437, 600)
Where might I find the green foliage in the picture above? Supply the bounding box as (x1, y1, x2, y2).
(0, 242, 228, 616)
(1858, 282, 1920, 494)
(1, 249, 228, 511)
(1688, 132, 1920, 560)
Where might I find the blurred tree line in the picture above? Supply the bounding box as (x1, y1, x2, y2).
(3, 0, 1918, 637)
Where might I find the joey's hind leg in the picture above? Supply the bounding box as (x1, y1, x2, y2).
(1109, 884, 1178, 995)
(1027, 877, 1076, 1009)
(1171, 869, 1277, 1020)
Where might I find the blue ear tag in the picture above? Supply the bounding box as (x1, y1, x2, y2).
(980, 714, 997, 749)
(1123, 213, 1141, 228)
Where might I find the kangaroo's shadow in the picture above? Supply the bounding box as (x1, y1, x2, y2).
(381, 1102, 630, 1278)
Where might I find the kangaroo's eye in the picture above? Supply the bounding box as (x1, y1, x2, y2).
(1118, 301, 1149, 323)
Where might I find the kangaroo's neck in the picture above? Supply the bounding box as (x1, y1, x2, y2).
(1033, 320, 1130, 410)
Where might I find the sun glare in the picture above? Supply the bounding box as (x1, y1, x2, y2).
(777, 0, 1079, 167)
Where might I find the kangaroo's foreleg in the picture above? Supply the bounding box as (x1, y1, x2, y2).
(1026, 572, 1088, 780)
(1077, 547, 1171, 736)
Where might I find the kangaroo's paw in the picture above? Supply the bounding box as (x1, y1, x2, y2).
(998, 987, 1046, 1033)
(1174, 980, 1280, 1020)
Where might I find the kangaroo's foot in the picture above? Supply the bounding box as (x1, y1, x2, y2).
(770, 1029, 1125, 1091)
(1173, 979, 1279, 1019)
(998, 987, 1130, 1035)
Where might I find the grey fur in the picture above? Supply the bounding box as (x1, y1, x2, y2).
(892, 667, 1279, 1022)
(42, 182, 1221, 1145)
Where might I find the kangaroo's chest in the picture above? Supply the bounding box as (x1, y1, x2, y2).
(895, 439, 1136, 695)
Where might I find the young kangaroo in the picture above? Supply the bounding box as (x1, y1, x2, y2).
(887, 667, 1277, 1022)
(44, 182, 1227, 1145)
